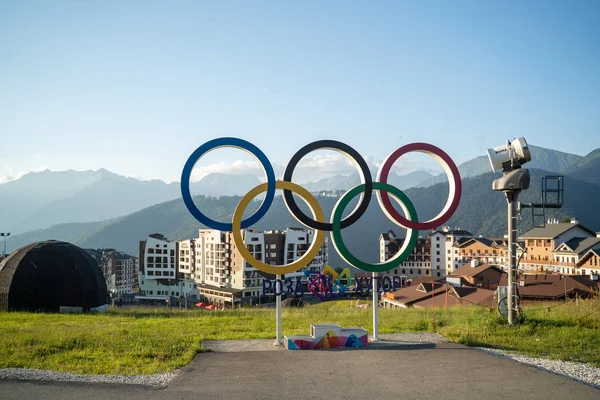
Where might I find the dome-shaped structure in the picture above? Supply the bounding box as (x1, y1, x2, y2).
(0, 240, 107, 312)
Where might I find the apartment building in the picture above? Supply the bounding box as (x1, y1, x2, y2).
(178, 227, 328, 307)
(379, 227, 473, 278)
(137, 233, 198, 303)
(85, 248, 139, 301)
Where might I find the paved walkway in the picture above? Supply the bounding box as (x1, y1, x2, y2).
(1, 335, 599, 400)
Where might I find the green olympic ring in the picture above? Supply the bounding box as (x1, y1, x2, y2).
(330, 182, 419, 273)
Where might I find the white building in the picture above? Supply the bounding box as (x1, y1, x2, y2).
(181, 227, 328, 307)
(137, 233, 198, 303)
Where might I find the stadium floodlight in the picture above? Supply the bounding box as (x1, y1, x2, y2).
(487, 137, 531, 172)
(489, 138, 531, 327)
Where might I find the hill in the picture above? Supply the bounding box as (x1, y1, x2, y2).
(7, 221, 104, 251)
(1, 169, 263, 234)
(420, 145, 583, 187)
(12, 169, 590, 270)
(565, 148, 600, 186)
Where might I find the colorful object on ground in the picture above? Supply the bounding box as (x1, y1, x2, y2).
(284, 324, 368, 350)
(305, 265, 352, 301)
(181, 138, 462, 274)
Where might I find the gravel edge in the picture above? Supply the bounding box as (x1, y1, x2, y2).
(476, 347, 600, 389)
(0, 368, 179, 387)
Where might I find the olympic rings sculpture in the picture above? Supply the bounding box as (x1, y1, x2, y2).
(181, 137, 462, 274)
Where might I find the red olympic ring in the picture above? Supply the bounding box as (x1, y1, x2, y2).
(377, 142, 462, 231)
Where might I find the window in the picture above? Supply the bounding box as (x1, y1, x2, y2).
(418, 270, 422, 274)
(437, 273, 441, 277)
(148, 248, 154, 254)
(402, 269, 406, 274)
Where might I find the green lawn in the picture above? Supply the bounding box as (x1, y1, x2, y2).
(0, 299, 598, 375)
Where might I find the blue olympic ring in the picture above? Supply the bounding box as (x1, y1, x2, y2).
(180, 137, 276, 231)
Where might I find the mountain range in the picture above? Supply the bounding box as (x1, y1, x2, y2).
(3, 144, 600, 269)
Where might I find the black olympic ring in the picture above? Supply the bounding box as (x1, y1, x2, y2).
(282, 140, 373, 231)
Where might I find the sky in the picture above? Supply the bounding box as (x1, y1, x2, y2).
(1, 0, 599, 184)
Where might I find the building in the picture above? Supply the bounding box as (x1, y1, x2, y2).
(448, 262, 505, 290)
(379, 227, 473, 278)
(430, 227, 473, 275)
(576, 246, 600, 276)
(137, 233, 198, 304)
(177, 227, 328, 307)
(381, 277, 495, 309)
(498, 273, 598, 301)
(85, 248, 139, 302)
(0, 241, 107, 312)
(453, 238, 508, 268)
(519, 219, 599, 274)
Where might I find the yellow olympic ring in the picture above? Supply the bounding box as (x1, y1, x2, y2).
(232, 181, 326, 275)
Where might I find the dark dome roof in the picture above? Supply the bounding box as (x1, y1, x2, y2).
(0, 240, 107, 312)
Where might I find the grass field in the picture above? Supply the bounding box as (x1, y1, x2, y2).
(1, 299, 598, 375)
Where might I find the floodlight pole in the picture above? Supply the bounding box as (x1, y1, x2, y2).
(372, 272, 379, 341)
(275, 274, 282, 346)
(0, 233, 9, 260)
(505, 192, 519, 326)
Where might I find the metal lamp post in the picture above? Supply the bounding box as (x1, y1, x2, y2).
(0, 232, 10, 260)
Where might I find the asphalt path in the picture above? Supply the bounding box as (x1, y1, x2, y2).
(1, 342, 598, 400)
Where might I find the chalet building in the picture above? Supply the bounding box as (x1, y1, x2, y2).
(499, 273, 598, 300)
(381, 277, 495, 309)
(454, 238, 509, 267)
(448, 262, 505, 290)
(519, 219, 600, 275)
(576, 246, 600, 276)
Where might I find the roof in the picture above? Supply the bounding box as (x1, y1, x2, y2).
(198, 284, 242, 294)
(116, 252, 136, 260)
(456, 237, 507, 249)
(576, 246, 600, 267)
(431, 229, 473, 236)
(450, 263, 504, 278)
(498, 273, 596, 299)
(554, 237, 600, 255)
(380, 230, 395, 241)
(520, 223, 595, 239)
(385, 282, 494, 308)
(384, 283, 447, 307)
(412, 287, 495, 308)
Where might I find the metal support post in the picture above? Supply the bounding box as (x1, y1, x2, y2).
(372, 272, 379, 341)
(275, 274, 282, 346)
(506, 192, 519, 326)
